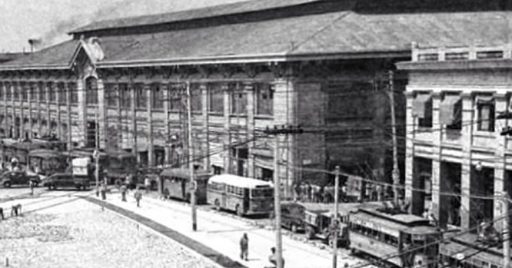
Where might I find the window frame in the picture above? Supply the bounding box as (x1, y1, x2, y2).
(105, 84, 118, 108)
(476, 99, 495, 132)
(85, 77, 99, 105)
(151, 83, 164, 110)
(190, 84, 202, 113)
(208, 83, 224, 114)
(57, 82, 66, 105)
(48, 83, 56, 103)
(230, 83, 247, 115)
(255, 83, 274, 116)
(135, 84, 147, 109)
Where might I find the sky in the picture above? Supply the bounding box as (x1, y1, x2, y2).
(0, 0, 249, 53)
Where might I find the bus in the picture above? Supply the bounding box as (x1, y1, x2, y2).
(27, 149, 67, 178)
(1, 138, 66, 167)
(160, 168, 210, 204)
(348, 207, 440, 268)
(207, 174, 274, 216)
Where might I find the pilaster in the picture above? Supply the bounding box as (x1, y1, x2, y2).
(66, 82, 72, 150)
(130, 82, 138, 159)
(245, 83, 255, 178)
(11, 82, 15, 138)
(223, 84, 231, 173)
(97, 79, 106, 150)
(201, 84, 209, 170)
(56, 83, 62, 140)
(18, 82, 24, 138)
(493, 92, 508, 231)
(146, 84, 154, 166)
(116, 83, 123, 151)
(460, 92, 474, 230)
(77, 79, 87, 147)
(27, 83, 33, 139)
(46, 82, 51, 136)
(431, 92, 444, 226)
(163, 83, 171, 164)
(404, 91, 420, 214)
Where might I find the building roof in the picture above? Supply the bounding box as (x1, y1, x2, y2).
(1, 11, 511, 70)
(70, 0, 322, 34)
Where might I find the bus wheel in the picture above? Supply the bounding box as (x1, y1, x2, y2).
(214, 199, 220, 210)
(235, 204, 243, 217)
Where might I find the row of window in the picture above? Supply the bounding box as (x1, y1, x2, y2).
(104, 82, 273, 115)
(0, 80, 275, 116)
(413, 94, 496, 132)
(0, 82, 79, 104)
(350, 222, 399, 247)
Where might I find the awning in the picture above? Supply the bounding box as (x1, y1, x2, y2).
(412, 94, 432, 119)
(476, 95, 494, 105)
(440, 95, 461, 125)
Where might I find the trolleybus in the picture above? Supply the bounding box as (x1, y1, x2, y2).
(160, 168, 210, 204)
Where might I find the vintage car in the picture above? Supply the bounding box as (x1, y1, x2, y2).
(0, 170, 41, 188)
(304, 209, 349, 248)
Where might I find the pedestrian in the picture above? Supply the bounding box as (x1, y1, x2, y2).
(306, 183, 312, 202)
(100, 183, 107, 200)
(294, 182, 301, 201)
(239, 233, 249, 261)
(29, 180, 34, 196)
(134, 187, 142, 207)
(268, 247, 284, 268)
(0, 207, 4, 220)
(144, 176, 151, 193)
(120, 183, 127, 202)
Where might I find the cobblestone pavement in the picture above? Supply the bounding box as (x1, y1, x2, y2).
(0, 195, 220, 268)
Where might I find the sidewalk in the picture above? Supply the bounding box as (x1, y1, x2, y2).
(91, 190, 368, 268)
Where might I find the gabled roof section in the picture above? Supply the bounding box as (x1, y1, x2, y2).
(0, 40, 80, 70)
(70, 0, 323, 34)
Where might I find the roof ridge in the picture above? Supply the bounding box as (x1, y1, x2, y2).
(70, 0, 324, 34)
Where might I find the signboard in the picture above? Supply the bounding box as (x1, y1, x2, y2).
(72, 157, 90, 176)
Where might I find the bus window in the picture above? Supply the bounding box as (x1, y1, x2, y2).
(251, 188, 273, 198)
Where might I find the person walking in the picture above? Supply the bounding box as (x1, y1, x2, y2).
(120, 183, 127, 202)
(29, 180, 34, 196)
(144, 176, 151, 194)
(0, 207, 4, 220)
(134, 187, 142, 207)
(239, 233, 249, 261)
(100, 183, 107, 200)
(268, 247, 284, 268)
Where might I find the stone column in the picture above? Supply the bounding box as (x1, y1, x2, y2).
(460, 92, 474, 230)
(66, 82, 72, 150)
(493, 93, 507, 231)
(163, 83, 171, 165)
(46, 82, 51, 136)
(146, 84, 154, 166)
(431, 92, 445, 227)
(11, 82, 15, 138)
(201, 84, 209, 170)
(223, 84, 231, 173)
(18, 82, 24, 139)
(245, 83, 255, 178)
(28, 83, 33, 139)
(115, 83, 122, 150)
(77, 79, 87, 147)
(130, 82, 138, 158)
(404, 92, 421, 214)
(56, 83, 62, 140)
(37, 82, 42, 137)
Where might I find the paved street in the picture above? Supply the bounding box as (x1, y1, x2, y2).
(96, 189, 372, 268)
(0, 189, 221, 268)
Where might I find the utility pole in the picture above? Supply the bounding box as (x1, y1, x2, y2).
(95, 109, 100, 196)
(388, 70, 400, 204)
(332, 165, 340, 268)
(186, 81, 197, 231)
(504, 191, 510, 268)
(264, 125, 303, 268)
(273, 131, 283, 268)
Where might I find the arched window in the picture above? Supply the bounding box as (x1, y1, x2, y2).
(85, 77, 98, 105)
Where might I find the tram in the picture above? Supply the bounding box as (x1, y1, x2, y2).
(160, 168, 210, 204)
(27, 149, 67, 178)
(348, 207, 441, 268)
(440, 232, 506, 268)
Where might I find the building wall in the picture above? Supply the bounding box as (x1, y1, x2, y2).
(405, 68, 512, 231)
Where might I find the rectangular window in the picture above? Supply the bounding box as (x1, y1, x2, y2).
(30, 84, 36, 101)
(414, 94, 433, 128)
(105, 84, 118, 108)
(86, 78, 98, 105)
(477, 96, 495, 132)
(39, 84, 45, 102)
(208, 83, 224, 114)
(13, 84, 19, 101)
(256, 83, 273, 116)
(5, 84, 11, 100)
(169, 84, 184, 111)
(190, 84, 202, 112)
(21, 84, 28, 101)
(151, 84, 164, 110)
(0, 83, 3, 99)
(69, 83, 78, 104)
(440, 95, 462, 130)
(119, 83, 131, 109)
(57, 83, 66, 105)
(48, 83, 56, 103)
(135, 85, 147, 109)
(230, 83, 247, 114)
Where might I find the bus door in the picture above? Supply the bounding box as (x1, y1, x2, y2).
(243, 188, 250, 212)
(221, 184, 227, 207)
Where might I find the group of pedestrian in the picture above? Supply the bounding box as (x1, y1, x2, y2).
(240, 233, 285, 268)
(294, 182, 348, 203)
(0, 204, 22, 221)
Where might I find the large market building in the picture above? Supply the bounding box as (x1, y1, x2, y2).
(0, 0, 510, 197)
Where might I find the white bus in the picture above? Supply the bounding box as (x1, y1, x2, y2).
(207, 174, 274, 216)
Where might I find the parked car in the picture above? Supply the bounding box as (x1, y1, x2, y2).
(280, 201, 306, 233)
(43, 173, 90, 190)
(0, 170, 41, 188)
